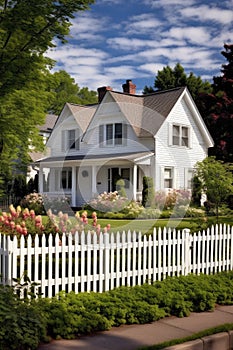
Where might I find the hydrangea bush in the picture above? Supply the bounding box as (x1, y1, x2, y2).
(0, 205, 110, 237)
(20, 193, 71, 215)
(0, 205, 45, 236)
(87, 191, 130, 213)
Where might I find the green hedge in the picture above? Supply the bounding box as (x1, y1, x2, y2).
(1, 271, 233, 348)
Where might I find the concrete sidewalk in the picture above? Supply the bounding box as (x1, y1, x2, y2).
(38, 305, 233, 350)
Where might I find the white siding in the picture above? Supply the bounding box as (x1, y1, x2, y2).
(155, 98, 208, 191)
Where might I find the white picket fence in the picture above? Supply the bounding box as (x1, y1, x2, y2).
(0, 224, 233, 298)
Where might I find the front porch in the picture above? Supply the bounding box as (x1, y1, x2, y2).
(39, 152, 154, 207)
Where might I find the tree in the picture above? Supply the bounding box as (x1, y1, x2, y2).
(143, 63, 212, 101)
(195, 157, 233, 221)
(142, 176, 155, 208)
(48, 70, 97, 114)
(0, 0, 94, 194)
(198, 44, 233, 162)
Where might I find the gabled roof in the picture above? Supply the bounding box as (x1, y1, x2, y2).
(98, 87, 186, 137)
(39, 114, 58, 133)
(46, 85, 213, 149)
(66, 103, 97, 132)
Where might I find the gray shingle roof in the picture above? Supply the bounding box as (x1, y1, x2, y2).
(108, 87, 185, 137)
(39, 114, 58, 132)
(66, 103, 97, 132)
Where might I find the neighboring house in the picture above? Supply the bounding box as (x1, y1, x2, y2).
(28, 114, 58, 181)
(38, 80, 214, 207)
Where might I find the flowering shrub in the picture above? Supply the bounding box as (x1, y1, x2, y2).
(20, 193, 72, 215)
(87, 191, 130, 213)
(0, 205, 45, 236)
(154, 190, 191, 210)
(20, 192, 44, 214)
(138, 208, 161, 219)
(43, 195, 71, 214)
(154, 191, 167, 210)
(120, 200, 144, 218)
(0, 206, 111, 237)
(47, 209, 111, 235)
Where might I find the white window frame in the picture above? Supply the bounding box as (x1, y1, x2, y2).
(185, 168, 194, 190)
(170, 124, 191, 148)
(164, 167, 173, 189)
(99, 123, 127, 147)
(61, 129, 80, 151)
(61, 168, 72, 190)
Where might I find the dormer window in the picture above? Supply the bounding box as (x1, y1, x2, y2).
(99, 123, 127, 147)
(61, 129, 80, 151)
(68, 129, 76, 149)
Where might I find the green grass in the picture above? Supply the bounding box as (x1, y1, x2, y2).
(138, 323, 233, 349)
(42, 215, 233, 235)
(97, 216, 233, 235)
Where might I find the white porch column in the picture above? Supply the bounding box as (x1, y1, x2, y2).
(133, 164, 137, 201)
(39, 164, 44, 193)
(91, 165, 97, 197)
(71, 166, 76, 207)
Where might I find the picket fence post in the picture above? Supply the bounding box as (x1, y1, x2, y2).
(103, 232, 110, 292)
(184, 228, 191, 276)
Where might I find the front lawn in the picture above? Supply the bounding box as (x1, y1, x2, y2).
(97, 216, 233, 235)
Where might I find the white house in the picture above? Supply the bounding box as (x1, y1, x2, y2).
(38, 80, 213, 207)
(28, 114, 58, 182)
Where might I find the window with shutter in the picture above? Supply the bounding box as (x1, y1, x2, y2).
(61, 129, 80, 151)
(99, 123, 126, 146)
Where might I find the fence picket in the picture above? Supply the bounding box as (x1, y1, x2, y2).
(0, 224, 232, 298)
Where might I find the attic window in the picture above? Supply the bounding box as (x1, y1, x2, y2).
(99, 123, 127, 147)
(172, 124, 190, 147)
(62, 129, 80, 151)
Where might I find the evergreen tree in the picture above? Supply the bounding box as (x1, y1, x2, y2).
(143, 63, 212, 102)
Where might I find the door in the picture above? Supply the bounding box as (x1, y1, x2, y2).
(108, 168, 120, 192)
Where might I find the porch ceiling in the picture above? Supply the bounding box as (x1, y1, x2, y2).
(38, 151, 154, 165)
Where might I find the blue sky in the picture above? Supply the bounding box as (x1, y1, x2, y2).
(48, 0, 233, 94)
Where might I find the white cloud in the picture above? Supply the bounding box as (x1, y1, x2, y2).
(124, 13, 162, 35)
(180, 5, 233, 24)
(97, 0, 123, 3)
(139, 63, 167, 75)
(144, 0, 195, 7)
(105, 65, 145, 79)
(166, 26, 211, 45)
(69, 12, 107, 42)
(46, 0, 232, 93)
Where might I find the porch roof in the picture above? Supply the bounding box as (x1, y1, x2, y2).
(38, 151, 154, 165)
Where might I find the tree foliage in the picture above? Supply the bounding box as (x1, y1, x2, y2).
(48, 70, 97, 114)
(198, 43, 233, 162)
(195, 157, 233, 220)
(143, 63, 212, 101)
(0, 0, 94, 192)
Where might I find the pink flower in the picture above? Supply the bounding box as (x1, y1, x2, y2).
(30, 210, 35, 219)
(35, 215, 42, 224)
(10, 221, 15, 230)
(16, 225, 22, 234)
(62, 213, 69, 221)
(22, 228, 28, 236)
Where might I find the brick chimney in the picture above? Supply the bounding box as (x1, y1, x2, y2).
(97, 86, 112, 103)
(122, 79, 136, 94)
